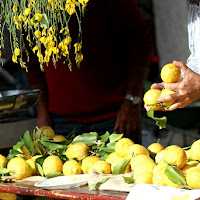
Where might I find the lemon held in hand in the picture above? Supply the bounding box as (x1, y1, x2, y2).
(159, 88, 176, 107)
(143, 89, 162, 111)
(161, 63, 181, 83)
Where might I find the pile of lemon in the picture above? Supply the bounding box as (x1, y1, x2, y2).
(144, 63, 181, 110)
(1, 125, 200, 190)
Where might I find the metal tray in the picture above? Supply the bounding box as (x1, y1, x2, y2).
(0, 89, 40, 114)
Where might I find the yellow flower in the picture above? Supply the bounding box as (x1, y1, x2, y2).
(12, 55, 18, 63)
(44, 55, 50, 63)
(13, 6, 18, 12)
(26, 36, 30, 42)
(75, 53, 83, 64)
(42, 29, 47, 36)
(16, 24, 21, 30)
(63, 36, 72, 45)
(34, 13, 43, 22)
(34, 30, 42, 38)
(13, 16, 18, 24)
(39, 37, 46, 44)
(0, 50, 1, 57)
(32, 46, 38, 53)
(14, 48, 20, 56)
(18, 13, 24, 21)
(52, 47, 59, 54)
(24, 8, 31, 16)
(74, 43, 82, 53)
(65, 3, 76, 15)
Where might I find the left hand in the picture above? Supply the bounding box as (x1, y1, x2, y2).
(114, 100, 141, 142)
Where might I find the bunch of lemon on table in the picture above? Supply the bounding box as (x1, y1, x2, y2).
(0, 125, 200, 190)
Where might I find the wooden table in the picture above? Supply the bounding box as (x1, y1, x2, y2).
(0, 181, 128, 200)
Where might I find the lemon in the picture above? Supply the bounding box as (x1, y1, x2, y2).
(115, 138, 134, 157)
(153, 160, 168, 174)
(155, 150, 166, 164)
(143, 89, 162, 111)
(81, 156, 100, 174)
(53, 135, 67, 142)
(21, 145, 32, 159)
(153, 167, 167, 186)
(7, 157, 32, 180)
(93, 160, 111, 175)
(26, 155, 42, 176)
(164, 145, 187, 169)
(131, 159, 156, 176)
(0, 193, 17, 200)
(159, 88, 176, 106)
(185, 149, 191, 160)
(189, 139, 200, 161)
(182, 161, 199, 174)
(134, 171, 153, 184)
(65, 142, 89, 161)
(124, 144, 149, 159)
(42, 155, 63, 176)
(35, 126, 55, 139)
(63, 159, 82, 175)
(148, 142, 164, 155)
(0, 154, 8, 169)
(133, 161, 156, 177)
(130, 154, 152, 170)
(106, 152, 123, 165)
(161, 63, 181, 83)
(186, 167, 200, 189)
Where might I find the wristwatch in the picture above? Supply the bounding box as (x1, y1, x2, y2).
(125, 94, 141, 105)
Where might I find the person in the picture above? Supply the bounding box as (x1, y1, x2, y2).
(146, 0, 200, 111)
(24, 0, 154, 143)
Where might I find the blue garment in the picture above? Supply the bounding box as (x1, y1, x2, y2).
(50, 113, 141, 143)
(50, 113, 116, 137)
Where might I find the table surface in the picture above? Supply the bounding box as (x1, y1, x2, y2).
(0, 181, 128, 200)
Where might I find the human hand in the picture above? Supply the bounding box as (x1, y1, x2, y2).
(114, 100, 141, 142)
(157, 61, 200, 110)
(37, 113, 52, 128)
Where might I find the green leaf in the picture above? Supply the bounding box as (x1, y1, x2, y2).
(35, 155, 48, 176)
(0, 168, 10, 175)
(109, 133, 123, 143)
(147, 108, 167, 129)
(46, 172, 63, 179)
(13, 141, 24, 150)
(71, 133, 97, 146)
(123, 176, 134, 184)
(22, 131, 34, 155)
(89, 183, 98, 191)
(100, 131, 110, 143)
(7, 149, 23, 160)
(40, 13, 49, 29)
(40, 141, 66, 151)
(98, 151, 110, 160)
(89, 177, 110, 191)
(36, 163, 44, 176)
(100, 142, 116, 153)
(112, 158, 130, 175)
(164, 164, 186, 186)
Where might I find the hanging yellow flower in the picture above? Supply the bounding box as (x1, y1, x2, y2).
(0, 0, 90, 70)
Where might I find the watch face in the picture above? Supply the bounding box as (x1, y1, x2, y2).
(132, 97, 141, 104)
(125, 94, 141, 105)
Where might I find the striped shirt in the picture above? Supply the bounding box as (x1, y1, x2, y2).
(187, 1, 200, 74)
